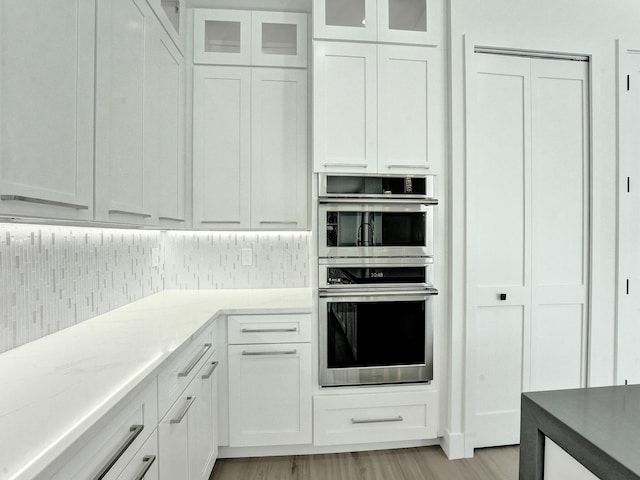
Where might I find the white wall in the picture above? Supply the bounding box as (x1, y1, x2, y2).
(448, 0, 640, 458)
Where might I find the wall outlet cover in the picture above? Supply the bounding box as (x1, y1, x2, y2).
(241, 247, 253, 266)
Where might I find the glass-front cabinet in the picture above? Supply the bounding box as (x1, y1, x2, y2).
(313, 0, 440, 45)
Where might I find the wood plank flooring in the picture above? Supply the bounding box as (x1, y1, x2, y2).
(210, 446, 520, 480)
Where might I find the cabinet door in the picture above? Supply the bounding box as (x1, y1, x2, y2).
(193, 66, 251, 229)
(378, 45, 442, 174)
(251, 68, 308, 229)
(251, 11, 308, 68)
(193, 9, 252, 65)
(228, 343, 312, 447)
(153, 27, 186, 228)
(313, 0, 377, 41)
(377, 0, 441, 46)
(113, 430, 159, 480)
(314, 41, 377, 173)
(0, 0, 94, 220)
(159, 385, 196, 480)
(192, 353, 219, 480)
(94, 0, 156, 225)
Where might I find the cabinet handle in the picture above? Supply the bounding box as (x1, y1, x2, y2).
(200, 220, 241, 224)
(201, 361, 219, 380)
(241, 327, 298, 333)
(351, 416, 404, 424)
(178, 343, 212, 377)
(158, 216, 185, 222)
(386, 164, 430, 170)
(131, 455, 156, 480)
(323, 163, 368, 168)
(0, 194, 89, 210)
(91, 425, 144, 480)
(108, 210, 152, 218)
(170, 396, 196, 424)
(242, 350, 297, 356)
(259, 221, 298, 225)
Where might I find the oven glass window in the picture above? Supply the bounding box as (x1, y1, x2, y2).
(327, 300, 426, 368)
(327, 266, 426, 285)
(326, 211, 426, 247)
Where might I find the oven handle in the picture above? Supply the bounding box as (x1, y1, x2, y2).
(319, 197, 438, 205)
(319, 288, 438, 298)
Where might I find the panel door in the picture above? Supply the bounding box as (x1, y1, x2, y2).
(154, 27, 186, 228)
(377, 0, 440, 46)
(193, 9, 252, 65)
(193, 66, 251, 229)
(0, 0, 94, 220)
(94, 0, 156, 225)
(378, 45, 443, 174)
(192, 353, 219, 480)
(159, 387, 195, 480)
(468, 53, 532, 448)
(251, 68, 308, 229)
(251, 11, 308, 68)
(529, 59, 590, 392)
(228, 343, 312, 447)
(617, 48, 640, 385)
(313, 0, 377, 42)
(313, 41, 377, 173)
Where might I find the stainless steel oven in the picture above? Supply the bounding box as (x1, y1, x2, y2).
(319, 289, 436, 387)
(319, 257, 433, 290)
(318, 201, 434, 258)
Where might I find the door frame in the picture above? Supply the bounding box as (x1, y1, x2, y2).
(461, 36, 594, 456)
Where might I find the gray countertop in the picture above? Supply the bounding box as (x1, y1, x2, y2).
(520, 385, 640, 480)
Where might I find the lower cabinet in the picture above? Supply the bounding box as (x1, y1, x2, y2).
(227, 343, 312, 447)
(114, 430, 159, 480)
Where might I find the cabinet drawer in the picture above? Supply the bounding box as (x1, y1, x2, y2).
(228, 314, 311, 344)
(46, 379, 158, 480)
(115, 429, 159, 480)
(158, 326, 214, 417)
(313, 390, 438, 446)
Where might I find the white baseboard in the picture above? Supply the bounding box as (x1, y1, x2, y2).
(440, 430, 470, 459)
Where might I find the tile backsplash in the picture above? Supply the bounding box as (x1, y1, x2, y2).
(0, 225, 310, 353)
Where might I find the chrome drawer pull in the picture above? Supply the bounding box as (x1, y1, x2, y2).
(323, 163, 368, 168)
(351, 416, 404, 424)
(242, 350, 297, 356)
(0, 194, 89, 210)
(201, 361, 219, 380)
(132, 455, 156, 480)
(170, 396, 196, 424)
(91, 425, 144, 480)
(107, 210, 152, 218)
(386, 164, 430, 170)
(178, 343, 212, 377)
(241, 327, 298, 333)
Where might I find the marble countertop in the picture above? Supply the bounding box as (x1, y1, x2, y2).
(0, 288, 312, 480)
(520, 385, 640, 479)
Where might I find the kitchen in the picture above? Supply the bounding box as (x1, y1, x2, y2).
(1, 0, 639, 479)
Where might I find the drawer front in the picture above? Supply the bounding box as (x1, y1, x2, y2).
(228, 314, 311, 344)
(46, 379, 158, 480)
(113, 429, 159, 480)
(313, 390, 438, 446)
(158, 326, 214, 416)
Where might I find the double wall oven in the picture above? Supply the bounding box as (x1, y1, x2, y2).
(318, 174, 438, 387)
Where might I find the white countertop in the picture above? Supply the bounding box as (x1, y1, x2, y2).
(0, 288, 312, 480)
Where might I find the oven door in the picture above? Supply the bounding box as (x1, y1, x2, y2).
(319, 202, 433, 258)
(319, 257, 433, 290)
(319, 289, 436, 387)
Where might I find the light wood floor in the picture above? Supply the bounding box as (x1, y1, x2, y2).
(210, 445, 520, 480)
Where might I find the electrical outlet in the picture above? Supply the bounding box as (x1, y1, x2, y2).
(241, 248, 253, 266)
(151, 247, 160, 268)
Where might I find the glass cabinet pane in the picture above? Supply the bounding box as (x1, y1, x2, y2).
(262, 23, 297, 56)
(204, 20, 241, 53)
(388, 0, 427, 32)
(325, 0, 367, 28)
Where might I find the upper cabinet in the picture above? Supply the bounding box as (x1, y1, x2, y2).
(313, 0, 441, 46)
(0, 0, 95, 221)
(193, 9, 308, 68)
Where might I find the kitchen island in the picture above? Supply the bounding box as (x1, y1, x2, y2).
(520, 385, 640, 479)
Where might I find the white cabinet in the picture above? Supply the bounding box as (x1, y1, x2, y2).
(193, 353, 220, 480)
(194, 9, 307, 68)
(227, 314, 312, 447)
(313, 390, 438, 446)
(193, 66, 308, 230)
(114, 430, 159, 480)
(0, 0, 95, 221)
(147, 0, 185, 52)
(94, 0, 157, 225)
(313, 0, 440, 46)
(193, 66, 251, 229)
(314, 41, 442, 174)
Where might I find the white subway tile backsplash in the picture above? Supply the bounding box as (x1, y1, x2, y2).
(0, 225, 310, 354)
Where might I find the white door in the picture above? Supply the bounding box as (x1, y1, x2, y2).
(192, 66, 251, 229)
(468, 52, 589, 448)
(617, 48, 640, 385)
(251, 68, 308, 229)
